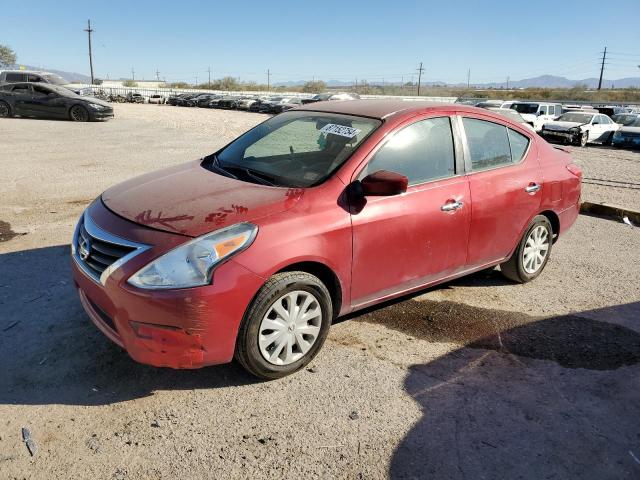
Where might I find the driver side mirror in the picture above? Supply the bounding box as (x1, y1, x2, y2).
(360, 170, 408, 196)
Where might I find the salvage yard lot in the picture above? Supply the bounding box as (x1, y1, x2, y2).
(1, 104, 639, 479)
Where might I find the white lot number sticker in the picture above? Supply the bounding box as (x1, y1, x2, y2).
(320, 123, 361, 138)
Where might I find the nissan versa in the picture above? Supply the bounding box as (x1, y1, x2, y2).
(71, 100, 582, 379)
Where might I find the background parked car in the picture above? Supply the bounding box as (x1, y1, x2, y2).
(148, 94, 166, 104)
(487, 108, 536, 132)
(301, 92, 360, 104)
(273, 97, 304, 113)
(0, 82, 113, 121)
(611, 113, 640, 126)
(125, 92, 145, 103)
(0, 69, 70, 86)
(611, 116, 640, 149)
(540, 111, 618, 146)
(236, 97, 259, 110)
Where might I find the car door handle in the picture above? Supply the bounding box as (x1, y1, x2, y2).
(441, 200, 464, 212)
(525, 183, 541, 194)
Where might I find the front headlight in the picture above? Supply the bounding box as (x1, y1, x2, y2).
(127, 223, 258, 289)
(88, 103, 106, 110)
(568, 127, 581, 134)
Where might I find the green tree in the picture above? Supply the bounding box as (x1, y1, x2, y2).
(122, 80, 138, 87)
(301, 80, 326, 93)
(0, 44, 17, 68)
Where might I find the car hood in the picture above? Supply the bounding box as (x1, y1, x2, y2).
(544, 121, 584, 131)
(82, 97, 111, 108)
(101, 160, 303, 237)
(619, 126, 640, 133)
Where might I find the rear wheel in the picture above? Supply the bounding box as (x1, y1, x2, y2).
(69, 105, 90, 122)
(500, 215, 553, 283)
(235, 272, 332, 379)
(0, 100, 12, 118)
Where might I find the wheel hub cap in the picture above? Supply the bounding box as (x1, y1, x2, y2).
(258, 290, 322, 366)
(522, 225, 550, 274)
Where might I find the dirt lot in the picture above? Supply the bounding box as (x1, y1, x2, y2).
(1, 104, 639, 479)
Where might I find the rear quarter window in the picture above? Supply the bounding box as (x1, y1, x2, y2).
(463, 118, 530, 170)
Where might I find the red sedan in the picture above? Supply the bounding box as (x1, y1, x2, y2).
(71, 100, 582, 379)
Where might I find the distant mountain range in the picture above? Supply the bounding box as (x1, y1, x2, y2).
(277, 75, 640, 89)
(8, 65, 640, 89)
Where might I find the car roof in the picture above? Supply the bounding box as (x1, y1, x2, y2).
(294, 99, 474, 120)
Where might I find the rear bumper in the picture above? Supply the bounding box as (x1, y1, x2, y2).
(71, 201, 266, 369)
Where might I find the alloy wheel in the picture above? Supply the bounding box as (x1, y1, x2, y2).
(522, 225, 550, 274)
(258, 290, 322, 366)
(70, 105, 89, 122)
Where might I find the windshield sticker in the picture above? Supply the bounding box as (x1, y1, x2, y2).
(320, 124, 361, 138)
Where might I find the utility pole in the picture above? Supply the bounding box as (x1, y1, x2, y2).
(84, 19, 95, 84)
(195, 75, 198, 85)
(207, 66, 211, 86)
(597, 46, 607, 90)
(506, 76, 510, 90)
(467, 68, 470, 89)
(417, 62, 424, 96)
(131, 68, 135, 81)
(155, 69, 160, 82)
(267, 69, 270, 91)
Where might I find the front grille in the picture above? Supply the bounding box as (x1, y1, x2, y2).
(77, 222, 135, 277)
(73, 211, 149, 284)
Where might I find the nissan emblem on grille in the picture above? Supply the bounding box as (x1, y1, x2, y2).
(78, 236, 91, 261)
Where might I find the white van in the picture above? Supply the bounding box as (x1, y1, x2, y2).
(510, 102, 562, 131)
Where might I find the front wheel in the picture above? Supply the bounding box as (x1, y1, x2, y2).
(235, 272, 332, 379)
(69, 105, 90, 122)
(0, 100, 12, 118)
(579, 131, 588, 147)
(500, 215, 553, 283)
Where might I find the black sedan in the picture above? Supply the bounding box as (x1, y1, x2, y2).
(0, 82, 113, 121)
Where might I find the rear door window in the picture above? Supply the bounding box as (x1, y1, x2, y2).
(462, 118, 512, 170)
(11, 84, 32, 95)
(361, 117, 456, 186)
(507, 129, 530, 162)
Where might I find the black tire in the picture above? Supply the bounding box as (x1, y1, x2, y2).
(235, 271, 333, 379)
(0, 100, 12, 118)
(500, 215, 553, 283)
(69, 105, 90, 122)
(579, 131, 588, 147)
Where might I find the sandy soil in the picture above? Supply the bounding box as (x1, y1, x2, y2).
(1, 104, 639, 479)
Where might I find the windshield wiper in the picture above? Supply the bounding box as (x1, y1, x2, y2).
(221, 163, 282, 187)
(210, 155, 237, 179)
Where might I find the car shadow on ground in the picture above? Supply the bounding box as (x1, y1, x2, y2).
(354, 299, 640, 479)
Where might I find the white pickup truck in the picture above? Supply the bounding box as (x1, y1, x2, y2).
(510, 102, 562, 132)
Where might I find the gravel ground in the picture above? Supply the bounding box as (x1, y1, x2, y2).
(566, 144, 640, 211)
(1, 104, 639, 479)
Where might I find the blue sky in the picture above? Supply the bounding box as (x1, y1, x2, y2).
(2, 0, 640, 84)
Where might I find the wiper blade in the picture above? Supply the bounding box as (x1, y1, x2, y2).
(222, 163, 282, 187)
(210, 155, 237, 179)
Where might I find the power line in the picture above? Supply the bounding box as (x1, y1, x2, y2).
(83, 19, 94, 84)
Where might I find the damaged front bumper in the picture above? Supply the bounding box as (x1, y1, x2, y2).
(71, 200, 265, 369)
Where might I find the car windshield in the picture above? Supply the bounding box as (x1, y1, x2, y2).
(511, 103, 539, 114)
(42, 73, 69, 85)
(612, 114, 639, 126)
(557, 113, 594, 123)
(212, 111, 381, 188)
